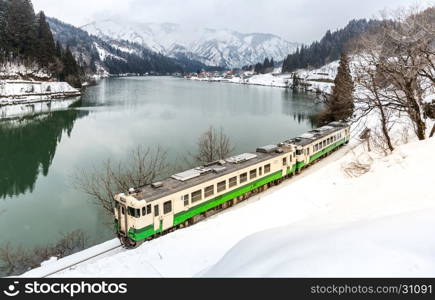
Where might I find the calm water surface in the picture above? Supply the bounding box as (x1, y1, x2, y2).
(0, 77, 322, 252)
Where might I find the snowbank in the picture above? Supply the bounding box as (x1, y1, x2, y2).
(23, 133, 435, 278)
(0, 62, 51, 80)
(0, 80, 81, 118)
(0, 96, 81, 119)
(189, 73, 291, 88)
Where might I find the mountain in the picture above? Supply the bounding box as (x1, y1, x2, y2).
(282, 19, 381, 73)
(81, 20, 299, 69)
(47, 18, 217, 76)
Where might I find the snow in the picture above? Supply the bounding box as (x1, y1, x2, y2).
(0, 80, 80, 103)
(0, 80, 81, 119)
(94, 42, 126, 62)
(0, 96, 81, 119)
(22, 124, 435, 277)
(0, 62, 51, 80)
(188, 73, 291, 88)
(203, 209, 435, 277)
(22, 239, 122, 278)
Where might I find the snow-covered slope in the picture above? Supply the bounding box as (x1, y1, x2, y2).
(22, 130, 435, 277)
(81, 20, 299, 69)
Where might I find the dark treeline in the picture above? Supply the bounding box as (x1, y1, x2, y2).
(243, 57, 275, 74)
(282, 19, 381, 72)
(0, 0, 82, 86)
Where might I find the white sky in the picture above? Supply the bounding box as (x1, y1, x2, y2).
(32, 0, 431, 43)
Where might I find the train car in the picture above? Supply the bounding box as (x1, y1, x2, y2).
(113, 121, 350, 247)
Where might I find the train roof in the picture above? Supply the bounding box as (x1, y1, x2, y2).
(132, 144, 294, 202)
(287, 121, 348, 147)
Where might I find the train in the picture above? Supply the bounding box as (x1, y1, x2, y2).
(113, 121, 350, 248)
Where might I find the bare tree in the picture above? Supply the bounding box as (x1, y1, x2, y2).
(0, 230, 88, 276)
(353, 6, 435, 142)
(353, 51, 395, 151)
(191, 126, 235, 165)
(74, 146, 169, 218)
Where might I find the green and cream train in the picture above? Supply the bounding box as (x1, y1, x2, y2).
(113, 121, 350, 247)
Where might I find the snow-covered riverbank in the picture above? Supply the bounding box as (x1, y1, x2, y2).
(0, 80, 81, 119)
(0, 80, 81, 104)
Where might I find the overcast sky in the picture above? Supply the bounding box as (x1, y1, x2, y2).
(32, 0, 429, 43)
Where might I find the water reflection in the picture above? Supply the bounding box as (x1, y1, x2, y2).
(0, 107, 88, 199)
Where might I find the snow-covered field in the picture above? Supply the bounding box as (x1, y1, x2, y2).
(22, 127, 435, 277)
(189, 73, 292, 88)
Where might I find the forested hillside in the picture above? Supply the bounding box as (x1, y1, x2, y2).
(0, 0, 82, 86)
(282, 19, 380, 72)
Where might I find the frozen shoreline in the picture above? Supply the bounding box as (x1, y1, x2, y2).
(0, 80, 81, 119)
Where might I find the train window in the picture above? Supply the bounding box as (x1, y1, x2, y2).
(259, 167, 263, 176)
(142, 207, 146, 216)
(264, 164, 271, 173)
(128, 207, 134, 216)
(121, 207, 125, 215)
(296, 149, 303, 155)
(204, 185, 214, 198)
(240, 173, 247, 183)
(307, 148, 310, 155)
(163, 201, 172, 214)
(250, 169, 257, 179)
(191, 190, 202, 203)
(217, 180, 226, 193)
(282, 157, 287, 166)
(323, 141, 326, 147)
(229, 176, 237, 188)
(154, 205, 159, 216)
(289, 155, 292, 162)
(182, 194, 189, 206)
(147, 204, 152, 214)
(128, 207, 140, 218)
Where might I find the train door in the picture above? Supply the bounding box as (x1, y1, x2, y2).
(153, 203, 161, 231)
(119, 204, 127, 234)
(162, 200, 174, 231)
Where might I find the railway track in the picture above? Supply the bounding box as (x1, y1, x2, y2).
(41, 244, 123, 278)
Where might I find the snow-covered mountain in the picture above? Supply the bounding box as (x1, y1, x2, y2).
(81, 20, 299, 69)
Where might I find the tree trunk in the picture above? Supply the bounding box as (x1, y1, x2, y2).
(430, 123, 435, 138)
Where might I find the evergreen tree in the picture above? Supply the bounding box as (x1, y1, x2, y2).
(6, 0, 37, 59)
(317, 53, 354, 125)
(0, 0, 9, 56)
(35, 11, 56, 67)
(282, 19, 380, 73)
(61, 46, 81, 87)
